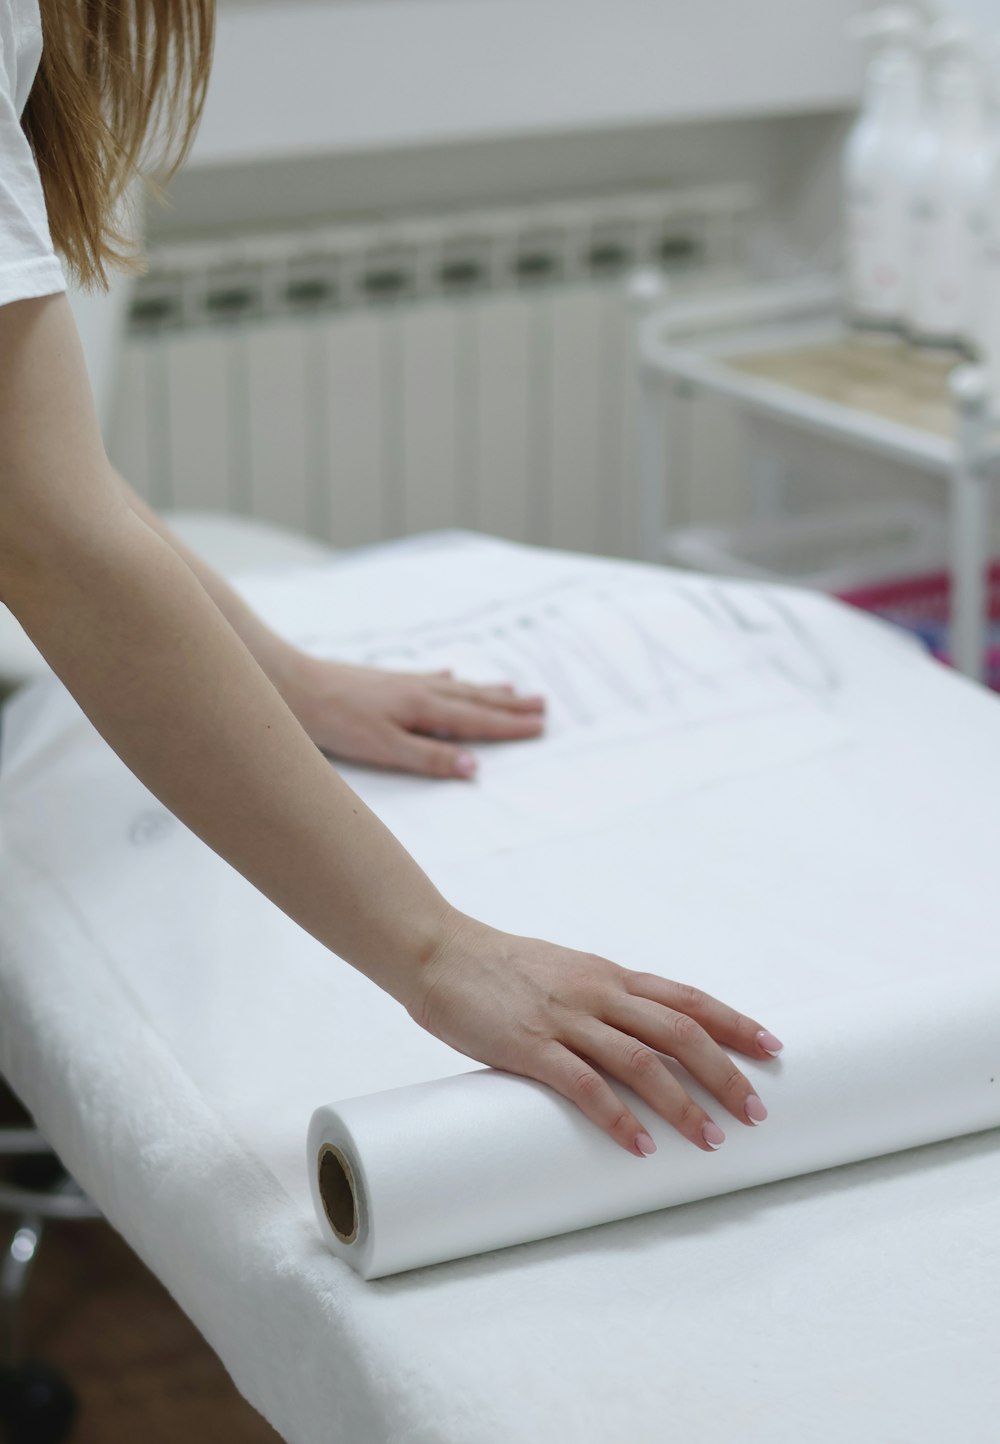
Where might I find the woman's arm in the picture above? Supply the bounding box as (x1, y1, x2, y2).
(115, 474, 549, 779)
(0, 293, 783, 1157)
(0, 295, 452, 997)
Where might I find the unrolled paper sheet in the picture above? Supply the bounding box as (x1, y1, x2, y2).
(309, 973, 1000, 1278)
(3, 531, 997, 1290)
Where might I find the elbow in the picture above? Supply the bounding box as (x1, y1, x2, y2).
(0, 462, 131, 619)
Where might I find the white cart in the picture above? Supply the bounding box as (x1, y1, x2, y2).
(632, 272, 999, 681)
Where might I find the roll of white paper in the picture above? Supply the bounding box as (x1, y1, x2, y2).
(308, 973, 1000, 1279)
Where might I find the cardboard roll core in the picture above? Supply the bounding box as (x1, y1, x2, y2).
(318, 1144, 359, 1245)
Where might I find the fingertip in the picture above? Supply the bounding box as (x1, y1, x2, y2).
(498, 689, 546, 711)
(755, 1029, 784, 1057)
(744, 1093, 767, 1125)
(454, 750, 478, 779)
(702, 1121, 726, 1150)
(619, 1129, 646, 1157)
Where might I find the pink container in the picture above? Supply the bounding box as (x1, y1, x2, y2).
(836, 563, 1000, 691)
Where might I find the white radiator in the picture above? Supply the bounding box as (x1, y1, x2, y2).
(108, 183, 757, 558)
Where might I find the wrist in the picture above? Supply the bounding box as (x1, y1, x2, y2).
(353, 895, 467, 1017)
(400, 904, 480, 1027)
(400, 901, 473, 1021)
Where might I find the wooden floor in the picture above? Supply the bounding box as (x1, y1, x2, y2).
(2, 1085, 283, 1444)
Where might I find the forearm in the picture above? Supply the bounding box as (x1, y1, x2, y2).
(3, 503, 455, 1005)
(115, 474, 312, 707)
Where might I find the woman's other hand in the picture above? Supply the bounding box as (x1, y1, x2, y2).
(283, 655, 547, 779)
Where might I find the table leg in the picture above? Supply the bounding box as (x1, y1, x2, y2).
(949, 367, 992, 682)
(950, 464, 989, 680)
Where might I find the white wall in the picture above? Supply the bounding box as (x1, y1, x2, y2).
(190, 0, 862, 168)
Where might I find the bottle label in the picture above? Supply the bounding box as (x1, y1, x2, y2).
(846, 183, 908, 320)
(909, 210, 970, 337)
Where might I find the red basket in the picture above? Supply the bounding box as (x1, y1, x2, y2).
(836, 562, 1000, 691)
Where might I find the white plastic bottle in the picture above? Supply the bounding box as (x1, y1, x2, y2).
(842, 5, 923, 333)
(905, 17, 989, 349)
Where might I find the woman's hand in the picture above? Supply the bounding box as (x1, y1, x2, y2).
(407, 909, 783, 1157)
(282, 654, 547, 779)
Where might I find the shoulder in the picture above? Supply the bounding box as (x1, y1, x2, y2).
(0, 0, 66, 310)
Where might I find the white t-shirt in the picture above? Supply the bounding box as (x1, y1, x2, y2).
(0, 0, 67, 307)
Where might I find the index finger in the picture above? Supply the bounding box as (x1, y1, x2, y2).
(624, 974, 784, 1061)
(439, 680, 547, 713)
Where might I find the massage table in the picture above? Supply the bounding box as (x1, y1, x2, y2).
(1, 529, 999, 1444)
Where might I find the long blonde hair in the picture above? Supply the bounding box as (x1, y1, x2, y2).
(21, 0, 215, 289)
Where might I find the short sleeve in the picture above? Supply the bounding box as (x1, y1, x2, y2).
(0, 10, 66, 308)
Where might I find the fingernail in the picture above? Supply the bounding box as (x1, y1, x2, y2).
(702, 1122, 726, 1149)
(635, 1131, 657, 1157)
(744, 1093, 768, 1125)
(756, 1029, 783, 1056)
(455, 751, 478, 778)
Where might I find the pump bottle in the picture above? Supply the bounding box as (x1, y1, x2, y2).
(842, 5, 923, 333)
(906, 18, 988, 349)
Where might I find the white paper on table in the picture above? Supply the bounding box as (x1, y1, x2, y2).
(2, 532, 999, 1286)
(226, 535, 852, 867)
